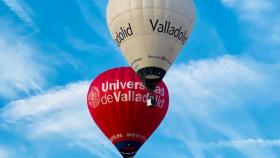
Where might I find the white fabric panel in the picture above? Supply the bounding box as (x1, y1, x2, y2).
(107, 0, 195, 72)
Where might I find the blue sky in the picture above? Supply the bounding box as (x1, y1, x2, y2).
(0, 0, 280, 158)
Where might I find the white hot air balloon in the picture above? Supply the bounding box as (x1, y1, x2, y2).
(107, 0, 195, 106)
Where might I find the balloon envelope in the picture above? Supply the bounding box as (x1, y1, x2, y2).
(107, 0, 195, 91)
(87, 67, 169, 158)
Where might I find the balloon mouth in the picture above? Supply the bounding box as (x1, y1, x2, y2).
(115, 141, 143, 158)
(145, 75, 161, 79)
(136, 67, 166, 92)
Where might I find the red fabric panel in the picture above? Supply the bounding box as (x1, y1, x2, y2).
(87, 67, 169, 145)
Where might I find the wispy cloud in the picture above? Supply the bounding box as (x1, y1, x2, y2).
(221, 0, 274, 22)
(1, 81, 118, 158)
(0, 146, 10, 158)
(165, 55, 278, 113)
(1, 0, 37, 30)
(67, 35, 107, 53)
(162, 55, 280, 157)
(205, 138, 280, 148)
(1, 55, 279, 157)
(220, 0, 280, 58)
(0, 19, 48, 101)
(91, 0, 107, 15)
(75, 0, 116, 49)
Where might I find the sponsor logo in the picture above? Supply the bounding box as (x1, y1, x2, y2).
(100, 81, 166, 108)
(126, 133, 146, 141)
(114, 23, 133, 47)
(110, 133, 146, 142)
(149, 19, 189, 44)
(91, 80, 166, 108)
(113, 19, 189, 47)
(88, 86, 100, 109)
(110, 133, 123, 142)
(148, 55, 172, 65)
(131, 58, 143, 67)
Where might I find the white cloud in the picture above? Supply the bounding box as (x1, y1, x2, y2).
(0, 146, 10, 158)
(220, 0, 280, 45)
(1, 55, 279, 157)
(165, 55, 274, 116)
(1, 0, 37, 30)
(221, 0, 273, 17)
(162, 55, 280, 157)
(1, 81, 118, 158)
(202, 138, 280, 158)
(0, 19, 48, 100)
(205, 138, 280, 148)
(270, 22, 280, 42)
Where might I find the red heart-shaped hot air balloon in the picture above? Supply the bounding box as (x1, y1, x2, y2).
(87, 67, 169, 158)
